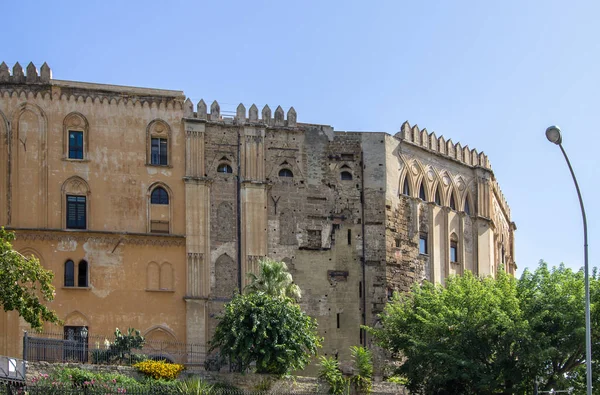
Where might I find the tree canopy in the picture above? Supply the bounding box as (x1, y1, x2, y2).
(209, 292, 321, 375)
(245, 257, 301, 300)
(367, 262, 600, 394)
(0, 228, 61, 330)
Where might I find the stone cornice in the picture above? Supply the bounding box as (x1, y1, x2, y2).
(7, 228, 185, 247)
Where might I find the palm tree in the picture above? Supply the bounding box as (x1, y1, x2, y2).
(245, 258, 301, 300)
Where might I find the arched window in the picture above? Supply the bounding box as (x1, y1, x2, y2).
(464, 198, 471, 215)
(279, 168, 293, 178)
(151, 187, 169, 205)
(78, 260, 88, 287)
(449, 193, 456, 210)
(217, 163, 233, 174)
(402, 178, 410, 196)
(341, 171, 353, 180)
(65, 260, 75, 287)
(434, 187, 441, 205)
(419, 183, 426, 200)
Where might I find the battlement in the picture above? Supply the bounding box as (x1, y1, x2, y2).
(184, 99, 297, 127)
(0, 61, 51, 84)
(396, 121, 491, 170)
(491, 177, 511, 221)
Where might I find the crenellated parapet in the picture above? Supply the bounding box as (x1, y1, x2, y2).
(0, 61, 51, 84)
(0, 61, 185, 109)
(491, 177, 511, 221)
(184, 98, 297, 127)
(396, 121, 491, 170)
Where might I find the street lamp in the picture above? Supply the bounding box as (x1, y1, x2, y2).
(545, 125, 591, 395)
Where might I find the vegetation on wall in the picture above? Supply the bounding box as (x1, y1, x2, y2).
(367, 262, 600, 394)
(245, 257, 301, 300)
(0, 227, 60, 329)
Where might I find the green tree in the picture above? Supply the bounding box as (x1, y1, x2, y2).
(209, 292, 321, 375)
(517, 262, 600, 393)
(245, 257, 301, 300)
(0, 227, 61, 330)
(367, 262, 600, 394)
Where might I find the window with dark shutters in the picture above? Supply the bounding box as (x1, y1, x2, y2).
(64, 260, 75, 286)
(67, 195, 86, 229)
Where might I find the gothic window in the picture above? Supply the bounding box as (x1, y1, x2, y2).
(450, 241, 458, 263)
(66, 195, 86, 229)
(341, 171, 353, 180)
(62, 176, 91, 230)
(464, 197, 471, 215)
(402, 178, 410, 196)
(65, 260, 89, 287)
(419, 182, 426, 200)
(217, 163, 233, 173)
(68, 131, 84, 159)
(78, 260, 88, 287)
(151, 187, 169, 205)
(63, 112, 89, 160)
(148, 183, 171, 233)
(279, 168, 293, 178)
(64, 260, 75, 287)
(434, 187, 441, 205)
(419, 233, 428, 255)
(449, 192, 456, 210)
(146, 120, 171, 167)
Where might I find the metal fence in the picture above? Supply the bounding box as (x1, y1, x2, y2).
(0, 356, 26, 384)
(23, 331, 209, 366)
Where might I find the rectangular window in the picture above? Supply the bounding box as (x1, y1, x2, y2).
(151, 138, 168, 166)
(66, 195, 86, 229)
(337, 313, 340, 329)
(63, 326, 88, 363)
(68, 131, 84, 159)
(419, 234, 428, 255)
(347, 229, 352, 245)
(450, 241, 458, 263)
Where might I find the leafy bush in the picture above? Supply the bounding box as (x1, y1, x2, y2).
(134, 359, 185, 380)
(318, 356, 348, 395)
(210, 292, 321, 375)
(350, 346, 373, 394)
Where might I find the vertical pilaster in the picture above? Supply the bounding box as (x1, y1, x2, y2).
(240, 126, 267, 286)
(183, 121, 211, 349)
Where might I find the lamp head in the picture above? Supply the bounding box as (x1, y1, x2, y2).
(546, 125, 562, 145)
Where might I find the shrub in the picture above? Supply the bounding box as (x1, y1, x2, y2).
(210, 292, 321, 375)
(318, 356, 348, 395)
(350, 346, 373, 394)
(134, 359, 185, 380)
(177, 377, 214, 394)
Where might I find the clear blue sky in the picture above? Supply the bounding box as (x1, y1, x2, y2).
(3, 0, 598, 276)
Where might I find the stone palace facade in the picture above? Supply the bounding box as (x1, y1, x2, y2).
(0, 62, 515, 366)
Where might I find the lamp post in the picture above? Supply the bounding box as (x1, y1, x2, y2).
(545, 125, 591, 395)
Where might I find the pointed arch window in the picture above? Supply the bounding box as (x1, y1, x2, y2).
(402, 178, 410, 196)
(449, 193, 456, 210)
(434, 188, 441, 205)
(149, 184, 171, 233)
(419, 183, 426, 200)
(341, 171, 353, 180)
(64, 260, 75, 287)
(464, 198, 471, 215)
(78, 260, 88, 287)
(151, 187, 169, 205)
(279, 168, 293, 178)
